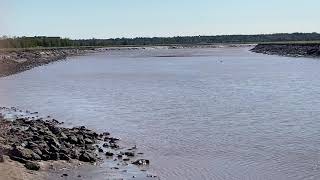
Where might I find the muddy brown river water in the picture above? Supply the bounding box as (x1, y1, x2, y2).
(0, 47, 320, 180)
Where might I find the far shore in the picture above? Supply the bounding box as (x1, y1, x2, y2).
(2, 42, 319, 79)
(251, 43, 320, 58)
(0, 44, 254, 78)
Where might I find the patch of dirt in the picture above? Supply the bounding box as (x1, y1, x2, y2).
(0, 156, 47, 180)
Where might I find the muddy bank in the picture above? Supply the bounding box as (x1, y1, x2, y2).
(0, 107, 156, 179)
(0, 48, 100, 77)
(165, 44, 255, 49)
(251, 43, 320, 58)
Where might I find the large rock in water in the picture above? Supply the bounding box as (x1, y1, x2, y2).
(105, 152, 114, 157)
(124, 152, 135, 157)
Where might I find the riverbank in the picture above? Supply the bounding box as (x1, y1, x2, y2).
(0, 46, 151, 77)
(0, 47, 100, 77)
(0, 107, 155, 179)
(251, 43, 320, 58)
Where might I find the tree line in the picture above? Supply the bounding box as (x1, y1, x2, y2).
(0, 33, 320, 48)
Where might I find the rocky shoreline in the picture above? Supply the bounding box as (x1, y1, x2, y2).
(251, 43, 320, 58)
(0, 107, 155, 179)
(0, 47, 100, 77)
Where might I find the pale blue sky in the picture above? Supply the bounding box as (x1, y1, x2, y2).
(0, 0, 319, 39)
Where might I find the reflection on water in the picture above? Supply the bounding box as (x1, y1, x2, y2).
(0, 47, 320, 180)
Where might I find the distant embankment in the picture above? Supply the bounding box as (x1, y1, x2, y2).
(251, 43, 320, 58)
(0, 47, 97, 77)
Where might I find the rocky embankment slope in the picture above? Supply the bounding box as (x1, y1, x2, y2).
(251, 43, 320, 58)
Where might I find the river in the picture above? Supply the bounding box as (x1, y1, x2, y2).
(0, 47, 320, 180)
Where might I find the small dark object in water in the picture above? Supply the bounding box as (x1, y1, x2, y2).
(124, 152, 135, 157)
(104, 137, 120, 142)
(147, 174, 157, 178)
(102, 132, 110, 136)
(132, 159, 150, 166)
(105, 152, 114, 156)
(98, 148, 104, 153)
(127, 145, 137, 151)
(109, 143, 119, 149)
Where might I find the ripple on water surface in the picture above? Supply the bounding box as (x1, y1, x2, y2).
(1, 47, 320, 179)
